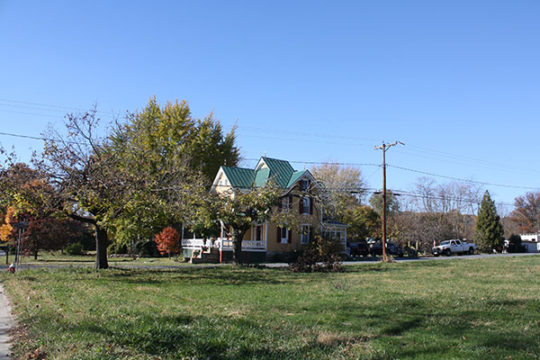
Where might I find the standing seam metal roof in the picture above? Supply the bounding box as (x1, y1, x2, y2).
(221, 167, 256, 188)
(220, 157, 304, 190)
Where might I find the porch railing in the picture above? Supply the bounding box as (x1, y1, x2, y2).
(182, 237, 265, 250)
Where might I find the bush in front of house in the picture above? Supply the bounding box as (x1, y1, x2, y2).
(289, 234, 343, 273)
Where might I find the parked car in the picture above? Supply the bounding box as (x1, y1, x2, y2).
(368, 240, 404, 257)
(432, 239, 476, 256)
(348, 240, 369, 257)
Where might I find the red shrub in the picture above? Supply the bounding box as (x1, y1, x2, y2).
(154, 227, 180, 257)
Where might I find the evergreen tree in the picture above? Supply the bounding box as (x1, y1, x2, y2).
(475, 191, 504, 252)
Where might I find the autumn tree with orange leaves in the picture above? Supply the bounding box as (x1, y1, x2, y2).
(154, 227, 180, 257)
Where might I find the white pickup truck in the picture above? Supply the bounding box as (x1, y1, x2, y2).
(432, 239, 476, 256)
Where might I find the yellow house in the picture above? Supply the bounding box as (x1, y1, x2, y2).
(182, 156, 348, 262)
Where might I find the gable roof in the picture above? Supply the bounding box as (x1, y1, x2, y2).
(216, 156, 311, 190)
(257, 157, 295, 188)
(221, 166, 256, 189)
(287, 170, 308, 188)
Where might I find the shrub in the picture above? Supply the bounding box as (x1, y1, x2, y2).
(134, 239, 159, 257)
(507, 234, 526, 253)
(289, 234, 343, 272)
(154, 227, 180, 257)
(65, 243, 84, 256)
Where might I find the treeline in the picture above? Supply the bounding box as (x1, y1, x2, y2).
(311, 166, 538, 254)
(0, 98, 240, 268)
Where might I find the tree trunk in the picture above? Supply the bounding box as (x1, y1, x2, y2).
(232, 231, 244, 265)
(34, 249, 38, 260)
(95, 225, 109, 269)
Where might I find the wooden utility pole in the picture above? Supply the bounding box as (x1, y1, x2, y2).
(374, 141, 404, 262)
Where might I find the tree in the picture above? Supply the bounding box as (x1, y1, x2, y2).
(369, 190, 400, 218)
(393, 211, 456, 253)
(510, 192, 540, 233)
(475, 191, 504, 252)
(25, 217, 79, 259)
(37, 109, 129, 269)
(506, 234, 525, 253)
(37, 99, 239, 269)
(154, 227, 180, 257)
(0, 206, 18, 245)
(193, 182, 282, 265)
(108, 98, 239, 247)
(342, 205, 381, 241)
(311, 163, 366, 220)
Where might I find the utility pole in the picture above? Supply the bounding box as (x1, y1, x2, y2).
(374, 141, 404, 262)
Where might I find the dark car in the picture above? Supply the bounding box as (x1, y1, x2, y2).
(368, 241, 404, 257)
(348, 240, 369, 257)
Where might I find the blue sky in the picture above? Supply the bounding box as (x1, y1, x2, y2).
(1, 1, 539, 211)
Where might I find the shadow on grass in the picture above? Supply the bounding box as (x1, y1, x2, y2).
(100, 266, 300, 286)
(45, 313, 345, 359)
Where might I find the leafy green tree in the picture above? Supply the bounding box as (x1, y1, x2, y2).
(36, 99, 239, 269)
(506, 234, 524, 253)
(475, 190, 504, 252)
(369, 190, 400, 218)
(342, 205, 381, 240)
(192, 182, 283, 265)
(116, 97, 239, 185)
(108, 98, 237, 247)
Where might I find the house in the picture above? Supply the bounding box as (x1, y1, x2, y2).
(182, 156, 348, 262)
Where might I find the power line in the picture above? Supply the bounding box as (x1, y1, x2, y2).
(0, 98, 117, 118)
(1, 129, 539, 193)
(0, 131, 87, 146)
(388, 164, 540, 191)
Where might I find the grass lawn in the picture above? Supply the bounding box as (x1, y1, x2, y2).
(1, 256, 539, 359)
(0, 252, 186, 267)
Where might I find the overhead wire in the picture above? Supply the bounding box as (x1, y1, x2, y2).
(0, 129, 538, 192)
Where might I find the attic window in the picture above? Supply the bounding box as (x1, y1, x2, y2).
(300, 179, 310, 191)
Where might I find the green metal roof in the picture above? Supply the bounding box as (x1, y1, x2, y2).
(220, 157, 306, 190)
(221, 166, 255, 188)
(287, 170, 307, 188)
(253, 167, 270, 187)
(259, 157, 295, 188)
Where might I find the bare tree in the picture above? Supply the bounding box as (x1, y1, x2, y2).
(510, 192, 540, 233)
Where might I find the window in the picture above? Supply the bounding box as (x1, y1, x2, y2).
(301, 225, 311, 244)
(255, 224, 263, 241)
(280, 196, 292, 213)
(300, 179, 310, 191)
(301, 197, 311, 215)
(281, 227, 289, 244)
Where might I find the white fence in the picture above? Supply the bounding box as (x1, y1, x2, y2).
(182, 237, 265, 250)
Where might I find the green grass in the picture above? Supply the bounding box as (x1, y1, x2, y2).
(1, 256, 539, 359)
(0, 252, 186, 267)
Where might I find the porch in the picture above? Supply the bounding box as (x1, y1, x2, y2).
(181, 237, 267, 263)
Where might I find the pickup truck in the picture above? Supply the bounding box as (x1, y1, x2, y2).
(432, 239, 476, 256)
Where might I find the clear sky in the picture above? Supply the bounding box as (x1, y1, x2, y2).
(1, 1, 539, 211)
